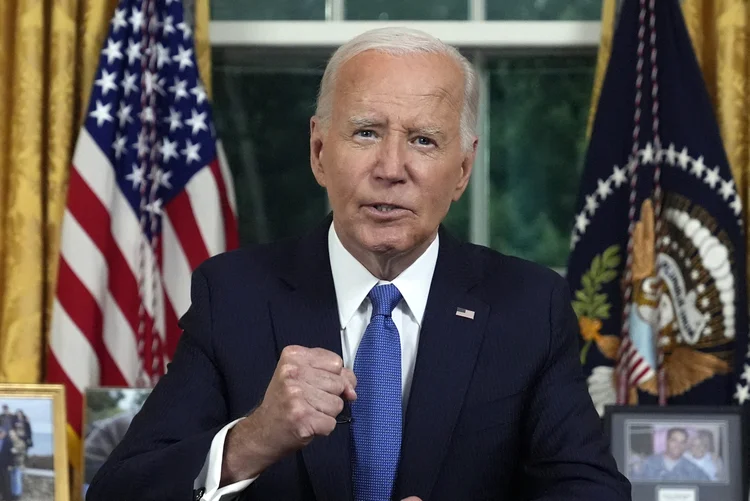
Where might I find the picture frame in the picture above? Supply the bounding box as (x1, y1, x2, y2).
(604, 405, 748, 501)
(80, 387, 152, 499)
(0, 383, 69, 501)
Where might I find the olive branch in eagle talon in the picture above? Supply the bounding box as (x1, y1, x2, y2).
(573, 245, 622, 365)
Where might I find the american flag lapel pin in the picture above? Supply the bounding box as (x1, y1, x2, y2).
(455, 307, 475, 320)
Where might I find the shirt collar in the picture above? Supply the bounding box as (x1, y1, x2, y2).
(328, 222, 439, 330)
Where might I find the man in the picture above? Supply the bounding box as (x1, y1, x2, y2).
(684, 429, 723, 481)
(86, 27, 630, 501)
(635, 428, 710, 482)
(0, 408, 14, 434)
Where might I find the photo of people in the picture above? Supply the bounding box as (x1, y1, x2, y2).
(83, 388, 151, 497)
(626, 421, 728, 483)
(0, 398, 54, 501)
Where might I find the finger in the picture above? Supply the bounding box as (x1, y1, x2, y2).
(340, 368, 357, 400)
(308, 410, 337, 437)
(303, 383, 346, 418)
(401, 497, 423, 501)
(302, 367, 348, 396)
(306, 348, 345, 374)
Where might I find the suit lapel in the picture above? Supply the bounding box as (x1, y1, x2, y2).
(395, 231, 490, 501)
(269, 216, 353, 501)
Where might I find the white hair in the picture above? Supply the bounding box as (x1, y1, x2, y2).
(315, 27, 480, 152)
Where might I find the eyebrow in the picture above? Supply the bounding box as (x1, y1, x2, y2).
(348, 116, 383, 128)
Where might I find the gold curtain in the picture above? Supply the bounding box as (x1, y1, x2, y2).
(0, 0, 118, 385)
(588, 0, 750, 278)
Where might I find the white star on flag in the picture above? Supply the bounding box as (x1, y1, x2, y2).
(173, 45, 194, 71)
(735, 383, 750, 405)
(122, 71, 138, 97)
(720, 179, 736, 200)
(704, 166, 721, 188)
(101, 39, 123, 65)
(125, 164, 145, 189)
(126, 40, 141, 65)
(584, 195, 598, 215)
(117, 103, 133, 128)
(185, 109, 208, 135)
(113, 134, 128, 160)
(163, 15, 175, 34)
(95, 69, 119, 96)
(665, 143, 677, 165)
(129, 6, 144, 33)
(169, 77, 189, 101)
(596, 178, 612, 199)
(164, 107, 183, 131)
(611, 166, 627, 187)
(159, 138, 179, 163)
(741, 364, 750, 383)
(89, 100, 113, 127)
(156, 43, 171, 69)
(640, 142, 655, 164)
(190, 83, 207, 105)
(677, 147, 690, 170)
(177, 21, 192, 40)
(181, 139, 201, 164)
(575, 213, 590, 233)
(111, 8, 128, 33)
(690, 155, 706, 177)
(144, 198, 164, 216)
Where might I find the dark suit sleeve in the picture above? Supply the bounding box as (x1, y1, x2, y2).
(86, 268, 229, 501)
(521, 276, 631, 500)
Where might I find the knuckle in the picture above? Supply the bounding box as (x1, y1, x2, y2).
(282, 345, 303, 360)
(279, 363, 299, 380)
(288, 401, 308, 422)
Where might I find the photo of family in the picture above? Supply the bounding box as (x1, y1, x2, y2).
(0, 398, 54, 501)
(626, 422, 728, 483)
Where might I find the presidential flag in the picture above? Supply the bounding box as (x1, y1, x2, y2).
(46, 0, 238, 446)
(567, 0, 749, 414)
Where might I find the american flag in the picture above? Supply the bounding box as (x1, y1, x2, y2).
(46, 0, 238, 441)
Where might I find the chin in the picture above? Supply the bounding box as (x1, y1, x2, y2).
(358, 226, 415, 255)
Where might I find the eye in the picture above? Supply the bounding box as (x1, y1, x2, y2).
(414, 136, 435, 147)
(356, 130, 375, 138)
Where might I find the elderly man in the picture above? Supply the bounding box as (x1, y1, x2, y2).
(86, 27, 630, 501)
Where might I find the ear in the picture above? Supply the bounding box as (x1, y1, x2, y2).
(452, 136, 478, 201)
(310, 116, 327, 188)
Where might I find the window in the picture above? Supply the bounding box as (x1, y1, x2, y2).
(210, 1, 601, 268)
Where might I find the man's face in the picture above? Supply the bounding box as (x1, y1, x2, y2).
(310, 50, 476, 260)
(666, 430, 688, 460)
(690, 435, 708, 458)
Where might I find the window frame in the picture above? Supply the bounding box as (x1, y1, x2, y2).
(209, 0, 601, 261)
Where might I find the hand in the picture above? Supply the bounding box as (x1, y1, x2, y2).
(221, 345, 357, 484)
(402, 497, 422, 501)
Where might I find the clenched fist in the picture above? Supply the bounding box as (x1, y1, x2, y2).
(221, 346, 356, 485)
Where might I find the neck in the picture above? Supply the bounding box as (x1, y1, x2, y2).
(336, 226, 436, 281)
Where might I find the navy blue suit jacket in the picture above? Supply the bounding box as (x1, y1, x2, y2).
(86, 218, 631, 501)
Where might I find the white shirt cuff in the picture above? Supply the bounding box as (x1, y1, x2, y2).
(194, 418, 258, 501)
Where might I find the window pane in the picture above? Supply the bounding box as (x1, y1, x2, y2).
(212, 51, 328, 245)
(211, 0, 325, 20)
(488, 56, 595, 267)
(487, 0, 602, 20)
(346, 0, 467, 20)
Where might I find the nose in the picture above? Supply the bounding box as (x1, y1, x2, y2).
(373, 133, 407, 184)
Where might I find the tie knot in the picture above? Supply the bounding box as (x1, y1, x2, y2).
(368, 284, 402, 317)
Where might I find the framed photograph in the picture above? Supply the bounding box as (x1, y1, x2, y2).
(81, 387, 151, 498)
(604, 405, 748, 501)
(0, 383, 69, 501)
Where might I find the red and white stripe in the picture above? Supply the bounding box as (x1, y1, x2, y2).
(47, 128, 237, 436)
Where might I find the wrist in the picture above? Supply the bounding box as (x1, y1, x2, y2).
(220, 409, 278, 485)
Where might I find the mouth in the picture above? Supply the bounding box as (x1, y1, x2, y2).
(363, 203, 410, 218)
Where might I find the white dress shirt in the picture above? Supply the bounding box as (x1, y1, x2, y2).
(193, 223, 439, 501)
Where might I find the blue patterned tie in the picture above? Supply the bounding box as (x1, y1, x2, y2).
(351, 284, 403, 501)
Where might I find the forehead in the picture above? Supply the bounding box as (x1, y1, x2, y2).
(332, 50, 464, 123)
